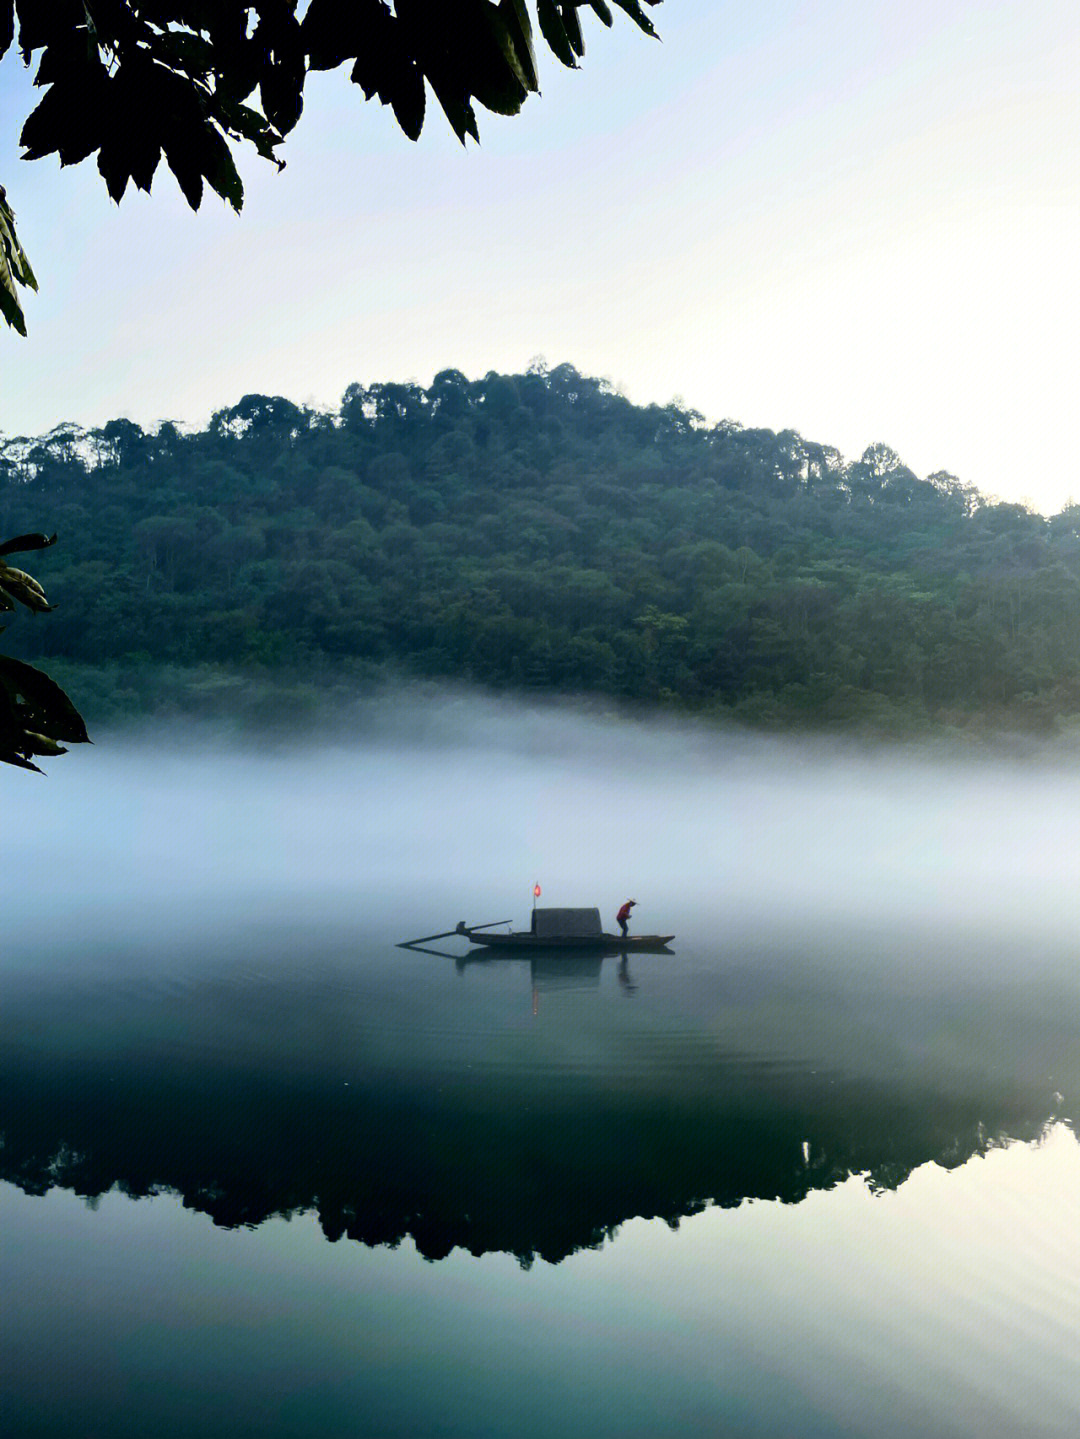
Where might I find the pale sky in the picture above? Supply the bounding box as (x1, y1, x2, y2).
(1, 1, 1077, 511)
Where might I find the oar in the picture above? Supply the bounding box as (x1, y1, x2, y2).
(399, 920, 511, 947)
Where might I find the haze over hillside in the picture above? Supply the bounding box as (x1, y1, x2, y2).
(3, 364, 1079, 737)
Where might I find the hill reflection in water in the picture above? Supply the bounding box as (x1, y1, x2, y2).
(2, 922, 1075, 1267)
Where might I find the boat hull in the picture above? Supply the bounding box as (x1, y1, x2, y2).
(462, 931, 674, 952)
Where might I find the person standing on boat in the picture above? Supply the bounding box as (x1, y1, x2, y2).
(616, 899, 637, 937)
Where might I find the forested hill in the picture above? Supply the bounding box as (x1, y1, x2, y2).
(2, 363, 1079, 735)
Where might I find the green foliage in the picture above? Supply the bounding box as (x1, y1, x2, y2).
(3, 366, 1079, 738)
(0, 531, 90, 771)
(0, 184, 37, 335)
(1, 0, 662, 332)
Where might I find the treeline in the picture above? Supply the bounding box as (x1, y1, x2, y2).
(2, 362, 1079, 734)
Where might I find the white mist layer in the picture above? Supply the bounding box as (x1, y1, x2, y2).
(3, 694, 1078, 970)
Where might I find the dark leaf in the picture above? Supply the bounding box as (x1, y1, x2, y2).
(22, 31, 111, 167)
(149, 65, 234, 209)
(348, 3, 430, 138)
(97, 146, 130, 203)
(302, 0, 360, 71)
(389, 62, 426, 141)
(499, 0, 540, 91)
(197, 43, 260, 109)
(253, 7, 306, 135)
(20, 83, 84, 160)
(608, 0, 660, 38)
(424, 68, 478, 144)
(0, 750, 45, 774)
(20, 730, 68, 757)
(0, 655, 91, 744)
(15, 0, 82, 61)
(214, 97, 282, 164)
(92, 55, 165, 199)
(0, 532, 57, 557)
(0, 270, 28, 336)
(196, 124, 245, 212)
(467, 7, 530, 116)
(536, 0, 577, 67)
(0, 186, 37, 290)
(162, 134, 205, 210)
(0, 562, 54, 611)
(560, 3, 585, 58)
(206, 147, 244, 213)
(97, 124, 163, 200)
(587, 1, 614, 26)
(32, 24, 97, 89)
(129, 139, 163, 194)
(260, 65, 305, 136)
(346, 2, 402, 98)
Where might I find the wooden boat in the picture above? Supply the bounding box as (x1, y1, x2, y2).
(460, 930, 674, 952)
(454, 908, 674, 952)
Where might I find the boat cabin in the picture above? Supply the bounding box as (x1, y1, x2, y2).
(530, 907, 603, 938)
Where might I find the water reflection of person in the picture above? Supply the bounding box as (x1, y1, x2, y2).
(617, 954, 638, 994)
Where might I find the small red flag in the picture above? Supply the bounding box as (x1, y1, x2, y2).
(533, 883, 542, 898)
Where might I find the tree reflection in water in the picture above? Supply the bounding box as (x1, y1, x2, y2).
(1, 947, 1075, 1268)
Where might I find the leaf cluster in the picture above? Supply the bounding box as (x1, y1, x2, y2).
(0, 183, 37, 335)
(0, 531, 90, 771)
(1, 1, 661, 331)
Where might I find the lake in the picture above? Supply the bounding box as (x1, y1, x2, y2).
(2, 696, 1079, 1438)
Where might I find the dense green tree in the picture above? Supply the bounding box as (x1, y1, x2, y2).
(2, 365, 1078, 738)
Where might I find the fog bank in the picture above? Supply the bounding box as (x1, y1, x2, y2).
(3, 692, 1078, 975)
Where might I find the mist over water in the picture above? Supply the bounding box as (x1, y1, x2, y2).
(5, 691, 1079, 969)
(3, 692, 1079, 1438)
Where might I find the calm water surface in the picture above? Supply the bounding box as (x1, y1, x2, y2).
(2, 702, 1078, 1437)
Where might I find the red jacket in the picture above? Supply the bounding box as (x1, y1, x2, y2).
(617, 902, 635, 922)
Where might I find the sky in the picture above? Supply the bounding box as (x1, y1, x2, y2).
(0, 1, 1077, 512)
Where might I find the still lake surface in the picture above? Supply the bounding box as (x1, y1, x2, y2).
(2, 697, 1079, 1438)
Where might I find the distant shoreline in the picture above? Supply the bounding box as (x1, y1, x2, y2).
(31, 659, 1079, 757)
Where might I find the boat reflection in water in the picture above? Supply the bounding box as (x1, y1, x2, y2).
(449, 948, 638, 1012)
